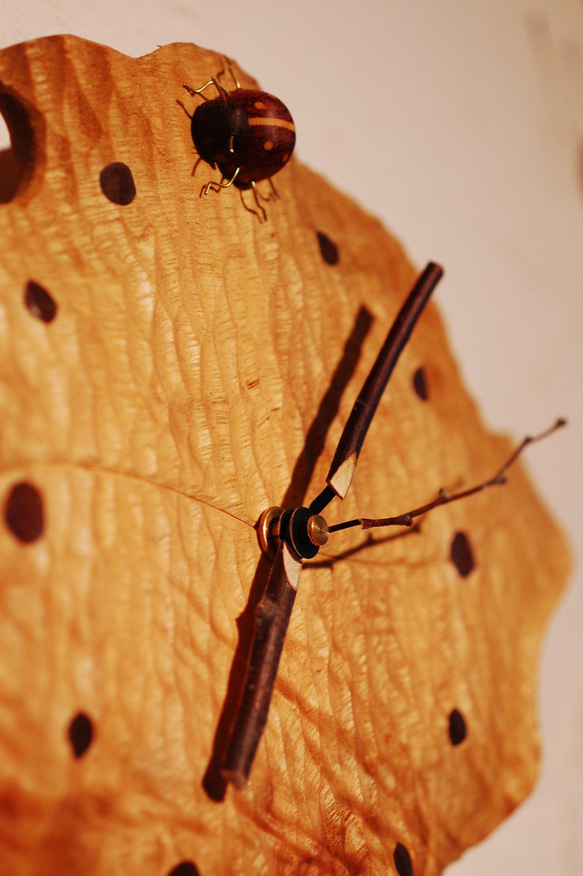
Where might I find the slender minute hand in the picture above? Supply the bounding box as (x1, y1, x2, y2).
(325, 262, 443, 500)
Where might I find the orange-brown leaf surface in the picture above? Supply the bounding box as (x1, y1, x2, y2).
(0, 35, 570, 876)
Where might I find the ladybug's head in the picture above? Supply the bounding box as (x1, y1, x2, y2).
(190, 97, 249, 168)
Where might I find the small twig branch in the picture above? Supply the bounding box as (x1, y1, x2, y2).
(330, 418, 566, 534)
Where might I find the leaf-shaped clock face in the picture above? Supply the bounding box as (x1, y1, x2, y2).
(0, 36, 569, 876)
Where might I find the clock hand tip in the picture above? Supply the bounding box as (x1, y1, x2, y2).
(425, 261, 444, 280)
(282, 541, 303, 588)
(326, 453, 357, 500)
(220, 766, 249, 791)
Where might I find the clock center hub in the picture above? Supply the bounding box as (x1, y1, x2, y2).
(258, 505, 330, 560)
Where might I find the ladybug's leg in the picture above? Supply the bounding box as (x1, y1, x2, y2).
(190, 155, 203, 178)
(244, 183, 268, 223)
(176, 98, 193, 120)
(251, 179, 279, 205)
(267, 177, 281, 200)
(183, 76, 229, 102)
(201, 166, 241, 197)
(251, 177, 279, 205)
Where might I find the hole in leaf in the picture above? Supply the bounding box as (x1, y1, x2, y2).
(451, 531, 474, 577)
(4, 482, 44, 543)
(68, 712, 94, 758)
(0, 89, 38, 203)
(100, 162, 136, 205)
(316, 230, 339, 265)
(24, 280, 57, 323)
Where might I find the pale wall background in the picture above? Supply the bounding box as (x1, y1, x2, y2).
(1, 1, 582, 873)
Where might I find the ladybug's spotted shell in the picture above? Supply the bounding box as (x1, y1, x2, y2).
(190, 89, 296, 188)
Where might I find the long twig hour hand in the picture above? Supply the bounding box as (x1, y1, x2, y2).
(220, 262, 443, 789)
(220, 262, 564, 790)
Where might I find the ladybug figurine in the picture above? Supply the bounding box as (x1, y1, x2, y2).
(183, 58, 296, 221)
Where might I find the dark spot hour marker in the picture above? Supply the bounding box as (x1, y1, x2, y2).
(316, 230, 339, 265)
(450, 531, 475, 577)
(412, 366, 428, 400)
(24, 280, 57, 323)
(68, 712, 94, 758)
(4, 482, 44, 543)
(99, 162, 136, 205)
(449, 708, 467, 745)
(393, 842, 413, 876)
(167, 863, 200, 876)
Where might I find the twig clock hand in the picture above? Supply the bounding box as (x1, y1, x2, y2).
(332, 417, 566, 534)
(221, 262, 443, 789)
(312, 261, 444, 511)
(220, 261, 564, 790)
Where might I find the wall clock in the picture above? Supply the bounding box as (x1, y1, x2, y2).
(0, 35, 569, 875)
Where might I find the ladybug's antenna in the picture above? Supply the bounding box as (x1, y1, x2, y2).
(221, 55, 241, 90)
(329, 418, 567, 534)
